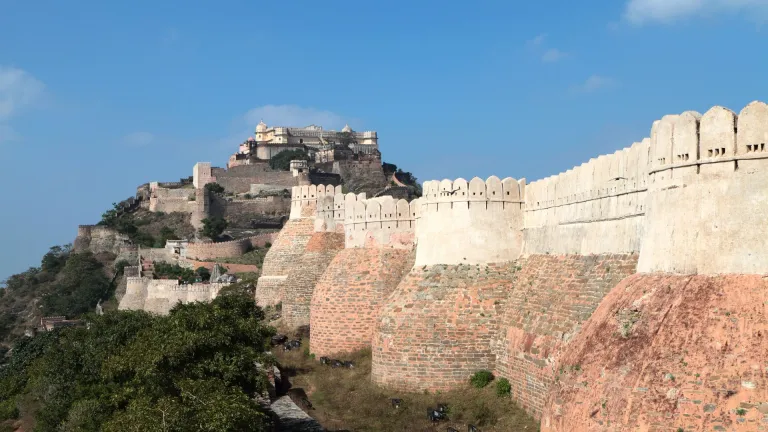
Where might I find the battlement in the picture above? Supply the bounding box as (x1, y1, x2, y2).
(415, 176, 526, 266)
(289, 184, 343, 220)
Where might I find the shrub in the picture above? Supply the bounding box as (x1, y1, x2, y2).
(204, 183, 225, 194)
(268, 149, 310, 171)
(495, 377, 511, 397)
(470, 370, 494, 388)
(200, 217, 228, 241)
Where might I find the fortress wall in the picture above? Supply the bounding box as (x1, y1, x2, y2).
(185, 233, 278, 261)
(522, 140, 649, 256)
(310, 247, 416, 357)
(638, 101, 768, 274)
(149, 186, 196, 213)
(118, 276, 150, 311)
(541, 274, 768, 432)
(255, 185, 340, 307)
(371, 263, 518, 392)
(281, 232, 345, 328)
(74, 225, 132, 255)
(308, 193, 419, 354)
(212, 167, 296, 194)
(491, 254, 638, 418)
(415, 176, 526, 266)
(215, 197, 290, 228)
(134, 279, 224, 315)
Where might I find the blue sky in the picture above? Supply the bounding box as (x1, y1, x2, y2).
(1, 0, 767, 281)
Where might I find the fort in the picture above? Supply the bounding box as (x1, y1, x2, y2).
(113, 101, 768, 430)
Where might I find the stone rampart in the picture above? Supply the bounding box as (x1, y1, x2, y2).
(416, 176, 525, 265)
(255, 184, 340, 307)
(491, 254, 638, 417)
(118, 277, 227, 315)
(310, 247, 415, 357)
(521, 100, 768, 275)
(185, 233, 278, 261)
(281, 232, 345, 328)
(74, 225, 132, 255)
(541, 274, 768, 431)
(149, 186, 196, 214)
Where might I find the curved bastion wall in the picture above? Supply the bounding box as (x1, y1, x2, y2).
(309, 194, 420, 357)
(368, 101, 768, 424)
(255, 185, 342, 307)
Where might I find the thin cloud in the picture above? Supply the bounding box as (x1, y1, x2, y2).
(571, 75, 619, 94)
(122, 131, 155, 147)
(243, 105, 351, 130)
(542, 48, 568, 63)
(624, 0, 768, 24)
(0, 66, 45, 120)
(526, 34, 547, 49)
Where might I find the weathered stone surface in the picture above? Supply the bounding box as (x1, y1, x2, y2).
(542, 274, 768, 432)
(310, 247, 415, 357)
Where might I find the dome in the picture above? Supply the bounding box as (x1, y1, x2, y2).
(342, 124, 352, 133)
(247, 136, 256, 142)
(256, 120, 267, 133)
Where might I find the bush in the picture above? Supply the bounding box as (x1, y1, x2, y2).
(495, 377, 511, 397)
(0, 398, 18, 421)
(470, 370, 494, 388)
(268, 149, 310, 171)
(204, 183, 225, 194)
(200, 217, 228, 240)
(114, 260, 130, 275)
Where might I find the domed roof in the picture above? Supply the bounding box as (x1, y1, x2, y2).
(256, 120, 267, 132)
(247, 136, 256, 142)
(341, 124, 352, 133)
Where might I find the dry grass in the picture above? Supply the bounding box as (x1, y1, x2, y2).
(274, 341, 539, 432)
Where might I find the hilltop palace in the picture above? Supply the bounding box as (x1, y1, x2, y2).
(228, 121, 379, 167)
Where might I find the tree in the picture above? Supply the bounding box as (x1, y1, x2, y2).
(195, 267, 211, 282)
(0, 293, 274, 431)
(269, 149, 310, 171)
(204, 182, 225, 194)
(200, 217, 228, 240)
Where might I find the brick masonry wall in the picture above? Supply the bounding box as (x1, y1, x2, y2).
(255, 218, 315, 306)
(185, 261, 260, 274)
(310, 247, 416, 357)
(541, 274, 768, 432)
(371, 263, 519, 392)
(281, 232, 345, 329)
(492, 254, 638, 419)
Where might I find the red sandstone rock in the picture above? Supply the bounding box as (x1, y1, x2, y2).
(541, 274, 768, 432)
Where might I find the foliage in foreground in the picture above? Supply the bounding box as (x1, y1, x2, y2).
(269, 149, 310, 171)
(0, 293, 275, 431)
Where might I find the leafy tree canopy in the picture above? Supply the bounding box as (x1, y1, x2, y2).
(269, 149, 310, 171)
(0, 293, 275, 431)
(204, 182, 225, 194)
(200, 217, 228, 241)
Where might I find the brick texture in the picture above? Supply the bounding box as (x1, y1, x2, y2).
(492, 253, 638, 419)
(282, 232, 345, 329)
(310, 248, 415, 357)
(255, 218, 315, 306)
(371, 263, 518, 392)
(542, 274, 768, 432)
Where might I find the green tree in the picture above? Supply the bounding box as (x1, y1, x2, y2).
(0, 293, 274, 431)
(40, 252, 112, 317)
(200, 217, 228, 240)
(204, 182, 225, 194)
(269, 149, 310, 171)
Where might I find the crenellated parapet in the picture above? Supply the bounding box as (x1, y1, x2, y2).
(289, 184, 343, 220)
(415, 176, 526, 265)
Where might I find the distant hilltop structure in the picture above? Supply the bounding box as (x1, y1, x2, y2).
(229, 121, 379, 167)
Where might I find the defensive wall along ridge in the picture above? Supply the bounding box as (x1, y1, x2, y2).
(255, 185, 344, 309)
(119, 277, 227, 315)
(362, 101, 768, 430)
(309, 193, 421, 356)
